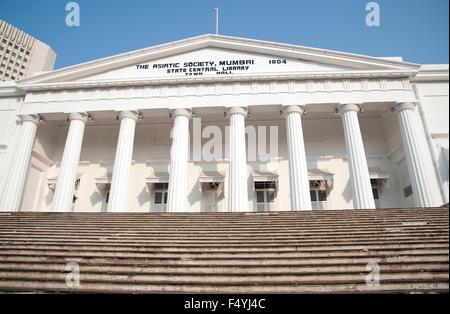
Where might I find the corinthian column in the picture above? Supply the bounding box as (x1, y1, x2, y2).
(167, 109, 191, 212)
(107, 111, 138, 212)
(392, 102, 442, 207)
(337, 104, 375, 209)
(227, 107, 248, 212)
(52, 112, 88, 212)
(282, 106, 311, 210)
(0, 115, 39, 211)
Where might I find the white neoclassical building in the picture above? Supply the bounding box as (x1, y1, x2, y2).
(0, 34, 448, 212)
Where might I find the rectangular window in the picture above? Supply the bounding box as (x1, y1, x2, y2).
(372, 188, 379, 200)
(255, 181, 276, 211)
(310, 190, 317, 202)
(318, 190, 327, 201)
(256, 190, 265, 203)
(371, 179, 382, 208)
(154, 192, 163, 204)
(153, 184, 168, 212)
(310, 186, 328, 210)
(154, 183, 168, 190)
(266, 189, 275, 203)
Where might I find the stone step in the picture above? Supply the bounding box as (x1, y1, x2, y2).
(0, 218, 446, 227)
(0, 212, 446, 220)
(0, 270, 447, 285)
(1, 242, 447, 253)
(0, 229, 447, 238)
(0, 261, 447, 275)
(0, 280, 447, 294)
(0, 247, 447, 259)
(0, 207, 447, 293)
(0, 253, 447, 266)
(0, 237, 447, 247)
(0, 225, 447, 234)
(0, 236, 447, 247)
(1, 223, 446, 231)
(0, 216, 445, 225)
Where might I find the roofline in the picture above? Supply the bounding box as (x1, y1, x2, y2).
(18, 34, 421, 86)
(206, 34, 421, 68)
(0, 81, 25, 97)
(411, 64, 449, 82)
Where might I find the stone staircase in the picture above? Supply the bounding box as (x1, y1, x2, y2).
(0, 207, 448, 293)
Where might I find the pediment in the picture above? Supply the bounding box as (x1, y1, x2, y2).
(77, 47, 354, 82)
(18, 34, 420, 87)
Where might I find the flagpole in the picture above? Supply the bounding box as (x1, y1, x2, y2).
(214, 8, 219, 34)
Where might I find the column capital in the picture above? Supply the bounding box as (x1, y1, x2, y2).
(170, 108, 192, 119)
(391, 102, 416, 113)
(20, 114, 40, 124)
(118, 110, 139, 121)
(336, 104, 361, 115)
(68, 112, 89, 123)
(226, 107, 248, 118)
(281, 105, 305, 117)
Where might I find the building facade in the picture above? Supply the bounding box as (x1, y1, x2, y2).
(0, 20, 56, 81)
(0, 35, 448, 212)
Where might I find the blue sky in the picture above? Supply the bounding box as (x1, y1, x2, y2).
(1, 0, 448, 69)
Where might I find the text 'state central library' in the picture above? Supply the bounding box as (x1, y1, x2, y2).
(0, 34, 448, 213)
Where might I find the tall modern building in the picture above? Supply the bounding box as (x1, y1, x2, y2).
(0, 19, 56, 81)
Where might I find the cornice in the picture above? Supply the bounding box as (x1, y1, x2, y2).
(411, 65, 449, 82)
(17, 69, 418, 92)
(0, 82, 25, 97)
